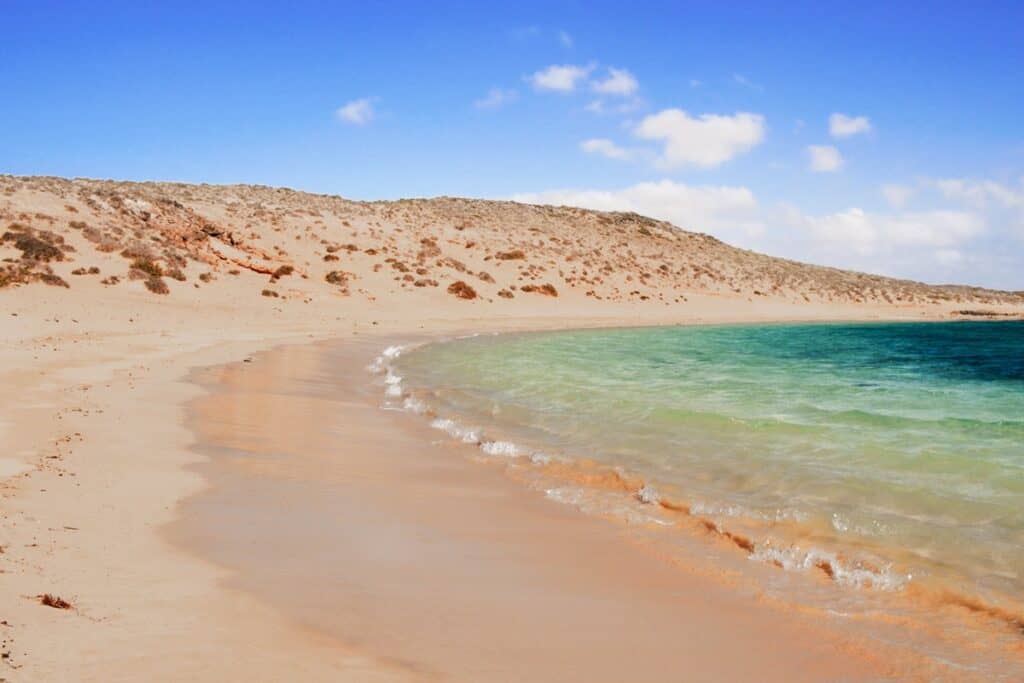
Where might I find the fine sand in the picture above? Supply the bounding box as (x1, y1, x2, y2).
(2, 175, 1023, 680)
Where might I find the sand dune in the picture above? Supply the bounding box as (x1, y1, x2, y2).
(2, 175, 1022, 316)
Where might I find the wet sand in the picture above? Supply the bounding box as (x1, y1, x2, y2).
(169, 335, 911, 682)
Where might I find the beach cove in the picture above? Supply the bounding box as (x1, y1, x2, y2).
(2, 177, 1024, 680)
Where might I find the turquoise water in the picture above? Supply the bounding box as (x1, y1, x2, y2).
(394, 322, 1024, 614)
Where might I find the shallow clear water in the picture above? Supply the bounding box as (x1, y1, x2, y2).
(395, 322, 1024, 613)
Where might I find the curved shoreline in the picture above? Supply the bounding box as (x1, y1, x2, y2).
(372, 326, 1024, 676)
(4, 307, 1014, 682)
(165, 327, 958, 679)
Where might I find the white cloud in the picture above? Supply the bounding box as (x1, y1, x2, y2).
(689, 79, 702, 88)
(474, 88, 518, 110)
(335, 98, 376, 125)
(633, 109, 766, 169)
(584, 97, 644, 116)
(592, 68, 638, 96)
(509, 180, 1012, 285)
(882, 183, 914, 207)
(580, 138, 636, 161)
(528, 63, 594, 92)
(558, 30, 573, 48)
(807, 145, 843, 172)
(829, 113, 872, 138)
(929, 178, 1024, 208)
(789, 208, 984, 254)
(512, 180, 764, 239)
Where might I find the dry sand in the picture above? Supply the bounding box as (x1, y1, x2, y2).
(2, 175, 1022, 680)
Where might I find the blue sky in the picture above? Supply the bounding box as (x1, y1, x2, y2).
(3, 1, 1023, 288)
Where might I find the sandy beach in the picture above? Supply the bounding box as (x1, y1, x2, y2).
(2, 176, 1023, 680)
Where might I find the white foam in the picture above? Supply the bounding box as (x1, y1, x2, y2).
(750, 543, 909, 591)
(383, 369, 404, 397)
(637, 484, 660, 504)
(430, 418, 482, 444)
(545, 487, 585, 506)
(381, 345, 404, 359)
(402, 397, 428, 414)
(367, 344, 406, 374)
(481, 440, 520, 457)
(529, 451, 552, 465)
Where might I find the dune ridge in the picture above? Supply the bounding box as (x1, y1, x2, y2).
(3, 175, 1022, 313)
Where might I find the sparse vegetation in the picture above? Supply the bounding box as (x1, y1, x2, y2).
(2, 227, 64, 262)
(447, 280, 477, 300)
(38, 593, 72, 609)
(0, 176, 1019, 315)
(131, 258, 163, 277)
(270, 265, 294, 281)
(520, 283, 558, 297)
(495, 249, 526, 260)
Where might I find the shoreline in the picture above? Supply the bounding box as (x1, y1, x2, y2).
(170, 331, 906, 681)
(377, 324, 1024, 677)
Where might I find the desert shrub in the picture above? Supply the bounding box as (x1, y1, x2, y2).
(120, 242, 155, 261)
(39, 594, 72, 609)
(38, 273, 69, 288)
(495, 249, 526, 260)
(261, 289, 279, 298)
(165, 267, 186, 282)
(144, 276, 169, 295)
(447, 280, 477, 300)
(2, 231, 63, 262)
(325, 270, 350, 285)
(520, 283, 558, 297)
(498, 289, 514, 298)
(131, 258, 163, 277)
(270, 265, 294, 281)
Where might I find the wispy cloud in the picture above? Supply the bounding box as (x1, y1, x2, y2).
(335, 97, 376, 125)
(512, 180, 763, 239)
(829, 113, 872, 138)
(585, 97, 644, 116)
(474, 88, 518, 110)
(807, 145, 843, 172)
(528, 63, 595, 92)
(788, 207, 984, 253)
(591, 67, 638, 96)
(580, 138, 637, 161)
(558, 30, 573, 48)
